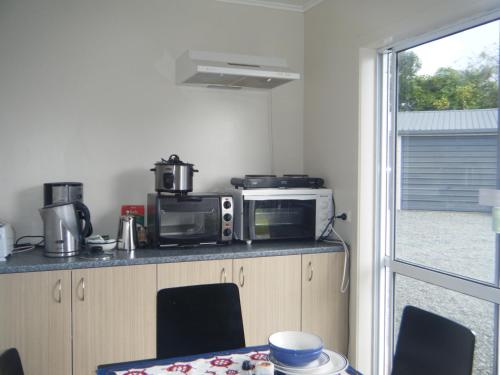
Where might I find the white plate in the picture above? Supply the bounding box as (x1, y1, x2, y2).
(270, 349, 348, 375)
(269, 351, 330, 373)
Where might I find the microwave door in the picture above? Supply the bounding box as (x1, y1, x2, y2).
(247, 199, 316, 241)
(159, 197, 220, 243)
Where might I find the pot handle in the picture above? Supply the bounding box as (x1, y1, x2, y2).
(168, 154, 180, 163)
(150, 168, 156, 172)
(192, 168, 199, 173)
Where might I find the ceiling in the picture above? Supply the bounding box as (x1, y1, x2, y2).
(215, 0, 324, 12)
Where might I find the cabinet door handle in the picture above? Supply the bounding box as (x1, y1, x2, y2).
(308, 261, 313, 282)
(54, 279, 62, 303)
(77, 277, 85, 301)
(220, 267, 227, 283)
(239, 266, 245, 287)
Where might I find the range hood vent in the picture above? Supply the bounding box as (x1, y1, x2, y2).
(176, 50, 300, 90)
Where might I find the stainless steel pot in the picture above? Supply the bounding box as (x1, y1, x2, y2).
(151, 154, 198, 194)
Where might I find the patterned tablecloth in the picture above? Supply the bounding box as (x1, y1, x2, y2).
(97, 346, 362, 375)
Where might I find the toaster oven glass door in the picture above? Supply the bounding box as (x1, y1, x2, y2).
(246, 199, 316, 240)
(159, 197, 220, 243)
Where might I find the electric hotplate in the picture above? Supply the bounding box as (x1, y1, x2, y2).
(230, 174, 324, 189)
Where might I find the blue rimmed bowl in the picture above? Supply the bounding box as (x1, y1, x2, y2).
(268, 331, 323, 366)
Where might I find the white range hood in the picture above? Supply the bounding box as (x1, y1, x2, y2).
(175, 50, 300, 89)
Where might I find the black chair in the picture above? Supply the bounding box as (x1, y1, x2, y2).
(392, 305, 475, 375)
(0, 348, 24, 375)
(157, 283, 245, 359)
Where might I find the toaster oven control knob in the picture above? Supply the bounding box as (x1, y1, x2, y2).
(223, 200, 232, 209)
(223, 228, 232, 237)
(224, 213, 232, 222)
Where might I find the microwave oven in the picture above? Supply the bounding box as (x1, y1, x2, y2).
(147, 193, 233, 247)
(231, 188, 333, 243)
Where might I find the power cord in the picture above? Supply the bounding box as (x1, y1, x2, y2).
(318, 196, 336, 240)
(11, 235, 44, 255)
(322, 228, 350, 293)
(15, 235, 44, 246)
(318, 196, 350, 293)
(11, 245, 37, 254)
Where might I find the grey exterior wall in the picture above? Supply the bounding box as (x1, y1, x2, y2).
(400, 134, 497, 212)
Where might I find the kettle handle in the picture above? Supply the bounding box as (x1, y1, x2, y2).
(73, 201, 92, 238)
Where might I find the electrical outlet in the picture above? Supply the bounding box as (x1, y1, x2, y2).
(337, 210, 352, 223)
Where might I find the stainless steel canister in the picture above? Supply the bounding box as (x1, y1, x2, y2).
(116, 213, 138, 251)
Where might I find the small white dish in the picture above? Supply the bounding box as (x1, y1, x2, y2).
(86, 236, 117, 251)
(270, 349, 348, 375)
(269, 351, 330, 373)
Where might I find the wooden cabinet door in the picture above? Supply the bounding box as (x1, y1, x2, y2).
(0, 270, 72, 375)
(157, 259, 232, 289)
(302, 252, 348, 354)
(233, 255, 301, 346)
(72, 265, 156, 375)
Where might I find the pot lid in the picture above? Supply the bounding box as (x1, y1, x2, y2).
(156, 154, 194, 166)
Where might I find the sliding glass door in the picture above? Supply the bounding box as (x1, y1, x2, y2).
(379, 15, 500, 375)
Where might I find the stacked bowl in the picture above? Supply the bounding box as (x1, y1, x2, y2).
(268, 331, 348, 375)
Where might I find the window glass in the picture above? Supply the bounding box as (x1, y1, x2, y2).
(384, 18, 500, 375)
(394, 274, 496, 374)
(395, 20, 500, 284)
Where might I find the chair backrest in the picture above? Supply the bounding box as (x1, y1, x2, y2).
(0, 348, 24, 375)
(157, 283, 245, 359)
(392, 305, 475, 375)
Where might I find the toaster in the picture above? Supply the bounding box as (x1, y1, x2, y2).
(0, 221, 14, 261)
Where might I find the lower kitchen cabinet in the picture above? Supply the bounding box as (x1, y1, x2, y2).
(157, 259, 232, 289)
(72, 265, 156, 375)
(0, 250, 348, 375)
(233, 255, 302, 346)
(302, 252, 348, 354)
(0, 270, 72, 375)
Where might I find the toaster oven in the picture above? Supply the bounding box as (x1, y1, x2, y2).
(147, 193, 233, 247)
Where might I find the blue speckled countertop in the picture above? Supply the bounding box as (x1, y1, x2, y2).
(0, 240, 343, 274)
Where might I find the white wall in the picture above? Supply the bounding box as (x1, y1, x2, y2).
(0, 0, 304, 237)
(304, 0, 499, 371)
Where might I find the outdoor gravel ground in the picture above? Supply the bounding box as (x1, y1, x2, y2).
(394, 210, 496, 374)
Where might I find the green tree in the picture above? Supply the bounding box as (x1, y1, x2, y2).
(398, 51, 422, 111)
(398, 49, 499, 111)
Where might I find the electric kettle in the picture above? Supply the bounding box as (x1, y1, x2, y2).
(39, 202, 90, 257)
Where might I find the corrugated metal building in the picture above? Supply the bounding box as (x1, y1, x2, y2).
(397, 108, 498, 212)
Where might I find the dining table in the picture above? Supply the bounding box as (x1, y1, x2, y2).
(96, 345, 363, 375)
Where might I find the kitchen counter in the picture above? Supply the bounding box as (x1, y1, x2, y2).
(0, 240, 343, 274)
